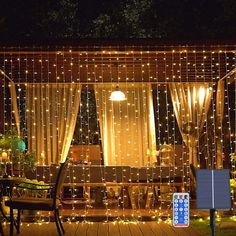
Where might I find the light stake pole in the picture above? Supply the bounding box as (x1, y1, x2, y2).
(210, 208, 216, 236)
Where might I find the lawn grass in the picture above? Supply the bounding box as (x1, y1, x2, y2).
(191, 217, 236, 236)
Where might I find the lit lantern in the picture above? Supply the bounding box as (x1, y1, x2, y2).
(1, 151, 8, 161)
(12, 139, 26, 152)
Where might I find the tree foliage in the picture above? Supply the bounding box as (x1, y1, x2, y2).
(0, 0, 236, 40)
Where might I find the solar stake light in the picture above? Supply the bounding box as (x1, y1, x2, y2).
(196, 169, 231, 236)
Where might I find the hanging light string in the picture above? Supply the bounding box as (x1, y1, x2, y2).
(211, 50, 218, 168)
(117, 47, 126, 220)
(18, 52, 24, 178)
(78, 50, 87, 222)
(46, 47, 52, 223)
(224, 50, 236, 213)
(170, 47, 177, 201)
(103, 48, 110, 221)
(142, 46, 150, 218)
(142, 48, 148, 217)
(123, 45, 129, 221)
(130, 47, 138, 220)
(85, 48, 92, 220)
(194, 49, 201, 168)
(170, 49, 176, 205)
(178, 48, 186, 193)
(9, 52, 13, 134)
(147, 46, 156, 218)
(95, 46, 107, 221)
(233, 49, 236, 215)
(2, 49, 6, 136)
(70, 47, 77, 222)
(135, 49, 142, 218)
(207, 51, 213, 169)
(144, 47, 150, 197)
(224, 51, 235, 213)
(225, 50, 234, 156)
(1, 49, 6, 172)
(84, 49, 90, 221)
(211, 49, 220, 168)
(201, 49, 210, 169)
(9, 53, 13, 175)
(184, 49, 190, 194)
(154, 50, 163, 221)
(213, 49, 220, 169)
(75, 48, 85, 224)
(106, 48, 114, 221)
(109, 50, 118, 216)
(203, 49, 210, 169)
(60, 47, 64, 162)
(163, 51, 171, 219)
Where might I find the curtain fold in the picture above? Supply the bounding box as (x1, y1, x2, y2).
(94, 83, 156, 167)
(216, 80, 225, 168)
(26, 83, 81, 165)
(169, 83, 213, 167)
(9, 81, 21, 136)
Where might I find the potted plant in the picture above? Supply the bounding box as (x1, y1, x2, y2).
(0, 130, 36, 176)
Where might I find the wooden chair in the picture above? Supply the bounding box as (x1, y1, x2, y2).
(0, 181, 7, 236)
(0, 202, 4, 236)
(5, 158, 70, 236)
(0, 220, 3, 236)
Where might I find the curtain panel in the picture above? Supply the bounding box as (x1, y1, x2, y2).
(169, 83, 213, 168)
(94, 83, 156, 167)
(216, 80, 225, 168)
(9, 81, 21, 136)
(26, 83, 81, 165)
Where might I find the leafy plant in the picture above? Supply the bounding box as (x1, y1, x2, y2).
(17, 179, 50, 198)
(230, 179, 236, 193)
(0, 130, 18, 150)
(11, 152, 36, 172)
(0, 129, 36, 172)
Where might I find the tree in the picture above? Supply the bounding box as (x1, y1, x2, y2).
(0, 0, 79, 40)
(88, 0, 159, 38)
(120, 0, 158, 38)
(1, 0, 236, 41)
(39, 0, 79, 38)
(88, 14, 118, 38)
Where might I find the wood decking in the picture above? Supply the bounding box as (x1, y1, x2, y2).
(3, 221, 202, 236)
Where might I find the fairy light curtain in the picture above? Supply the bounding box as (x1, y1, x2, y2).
(25, 83, 81, 165)
(94, 83, 156, 166)
(169, 83, 213, 168)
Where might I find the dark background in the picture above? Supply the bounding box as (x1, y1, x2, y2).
(0, 0, 236, 42)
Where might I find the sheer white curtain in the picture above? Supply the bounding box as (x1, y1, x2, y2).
(216, 80, 224, 168)
(9, 81, 20, 136)
(169, 83, 213, 167)
(94, 83, 156, 166)
(26, 83, 81, 164)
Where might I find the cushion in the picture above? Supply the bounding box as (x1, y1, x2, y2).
(5, 197, 61, 211)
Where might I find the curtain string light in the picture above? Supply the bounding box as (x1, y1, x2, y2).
(1, 45, 236, 223)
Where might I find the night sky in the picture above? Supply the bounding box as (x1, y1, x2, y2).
(0, 0, 236, 41)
